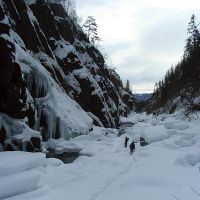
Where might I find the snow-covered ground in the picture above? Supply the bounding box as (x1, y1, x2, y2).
(1, 112, 200, 200)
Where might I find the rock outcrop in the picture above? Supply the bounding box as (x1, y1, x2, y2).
(0, 0, 133, 151)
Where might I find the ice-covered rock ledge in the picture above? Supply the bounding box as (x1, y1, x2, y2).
(0, 113, 42, 152)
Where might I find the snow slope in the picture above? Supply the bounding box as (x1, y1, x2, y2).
(1, 112, 200, 200)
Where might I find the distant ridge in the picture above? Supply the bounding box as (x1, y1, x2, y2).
(133, 93, 152, 103)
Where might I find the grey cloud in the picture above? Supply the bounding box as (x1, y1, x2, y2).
(138, 15, 189, 54)
(76, 0, 114, 10)
(103, 41, 133, 54)
(114, 52, 171, 87)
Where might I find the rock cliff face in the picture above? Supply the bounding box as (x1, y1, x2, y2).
(0, 0, 133, 150)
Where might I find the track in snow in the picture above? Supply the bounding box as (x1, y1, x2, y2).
(89, 155, 136, 200)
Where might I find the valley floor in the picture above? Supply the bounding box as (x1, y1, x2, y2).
(1, 112, 200, 200)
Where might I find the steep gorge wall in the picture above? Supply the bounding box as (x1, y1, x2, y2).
(0, 0, 133, 150)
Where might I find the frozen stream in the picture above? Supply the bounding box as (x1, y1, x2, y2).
(1, 112, 200, 200)
(46, 150, 79, 164)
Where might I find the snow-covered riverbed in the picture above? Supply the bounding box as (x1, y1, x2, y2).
(1, 112, 200, 200)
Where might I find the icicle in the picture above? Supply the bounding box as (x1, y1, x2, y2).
(25, 71, 49, 98)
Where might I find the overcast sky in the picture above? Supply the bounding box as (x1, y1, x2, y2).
(76, 0, 200, 93)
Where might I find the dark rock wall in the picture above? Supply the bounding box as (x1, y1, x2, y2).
(0, 36, 35, 124)
(0, 0, 133, 144)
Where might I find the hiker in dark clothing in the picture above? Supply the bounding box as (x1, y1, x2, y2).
(129, 141, 135, 154)
(124, 136, 129, 147)
(140, 137, 148, 146)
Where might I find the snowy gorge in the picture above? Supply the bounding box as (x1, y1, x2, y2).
(1, 0, 200, 199)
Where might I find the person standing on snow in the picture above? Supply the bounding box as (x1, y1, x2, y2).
(129, 141, 135, 154)
(124, 136, 129, 147)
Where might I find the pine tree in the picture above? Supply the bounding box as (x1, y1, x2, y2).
(83, 16, 101, 44)
(184, 14, 200, 58)
(148, 15, 200, 112)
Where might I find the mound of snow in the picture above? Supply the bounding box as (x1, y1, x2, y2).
(0, 152, 46, 177)
(46, 158, 63, 167)
(164, 121, 189, 130)
(0, 169, 42, 199)
(142, 125, 169, 143)
(175, 152, 200, 167)
(45, 138, 83, 153)
(0, 152, 48, 199)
